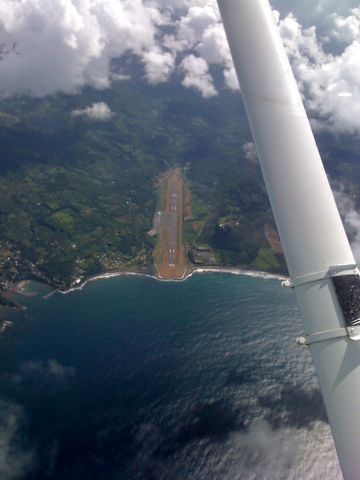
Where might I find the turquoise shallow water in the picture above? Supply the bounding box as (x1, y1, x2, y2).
(0, 273, 341, 479)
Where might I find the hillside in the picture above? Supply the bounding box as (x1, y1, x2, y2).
(0, 66, 359, 290)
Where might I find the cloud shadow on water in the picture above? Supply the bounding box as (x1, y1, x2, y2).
(224, 366, 258, 386)
(132, 399, 244, 479)
(134, 423, 182, 480)
(174, 399, 242, 443)
(258, 383, 328, 429)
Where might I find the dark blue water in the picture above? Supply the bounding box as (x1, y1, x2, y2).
(0, 274, 341, 479)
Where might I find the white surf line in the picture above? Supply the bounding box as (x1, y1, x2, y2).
(189, 267, 288, 282)
(56, 266, 288, 294)
(58, 271, 155, 294)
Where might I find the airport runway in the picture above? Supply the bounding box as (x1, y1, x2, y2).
(154, 168, 187, 279)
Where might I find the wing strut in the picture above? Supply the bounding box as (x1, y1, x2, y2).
(217, 1, 360, 478)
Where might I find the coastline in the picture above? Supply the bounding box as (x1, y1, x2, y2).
(5, 280, 37, 297)
(0, 267, 289, 336)
(189, 267, 287, 281)
(4, 265, 289, 302)
(49, 266, 288, 296)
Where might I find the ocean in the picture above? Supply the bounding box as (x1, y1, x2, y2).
(0, 273, 342, 479)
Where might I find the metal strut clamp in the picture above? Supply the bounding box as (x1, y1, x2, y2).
(296, 325, 360, 346)
(285, 264, 360, 345)
(282, 264, 359, 289)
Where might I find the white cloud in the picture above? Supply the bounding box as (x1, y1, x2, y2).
(0, 0, 360, 134)
(223, 66, 238, 91)
(175, 5, 219, 51)
(334, 188, 360, 264)
(0, 401, 33, 480)
(18, 359, 76, 383)
(0, 0, 160, 97)
(278, 12, 360, 133)
(167, 1, 360, 132)
(181, 54, 217, 97)
(46, 359, 75, 379)
(72, 102, 114, 121)
(271, 0, 359, 26)
(142, 47, 175, 84)
(230, 420, 297, 475)
(242, 142, 258, 163)
(196, 21, 238, 90)
(227, 419, 341, 479)
(0, 0, 227, 98)
(197, 22, 228, 64)
(326, 8, 360, 44)
(163, 4, 234, 95)
(161, 2, 360, 133)
(110, 72, 130, 81)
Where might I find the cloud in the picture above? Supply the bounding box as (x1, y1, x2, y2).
(142, 47, 175, 84)
(71, 102, 114, 121)
(162, 1, 360, 132)
(110, 72, 130, 82)
(271, 0, 359, 26)
(166, 1, 360, 131)
(181, 54, 217, 97)
(231, 419, 297, 470)
(13, 359, 76, 388)
(242, 142, 258, 163)
(278, 10, 360, 134)
(0, 0, 162, 97)
(227, 419, 341, 480)
(0, 0, 360, 133)
(0, 0, 226, 99)
(325, 8, 360, 45)
(162, 3, 239, 92)
(334, 188, 360, 263)
(172, 4, 220, 52)
(0, 400, 33, 480)
(21, 359, 75, 378)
